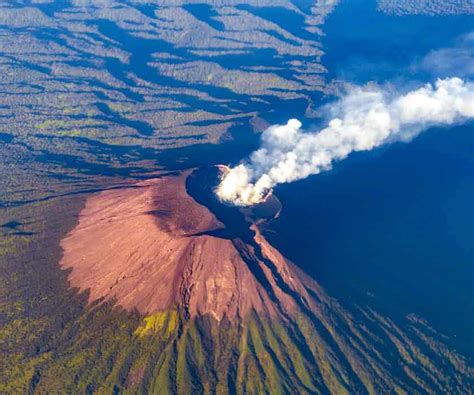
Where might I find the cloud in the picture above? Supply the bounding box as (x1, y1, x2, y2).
(216, 77, 474, 206)
(418, 31, 474, 78)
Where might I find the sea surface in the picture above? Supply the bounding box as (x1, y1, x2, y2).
(264, 0, 474, 358)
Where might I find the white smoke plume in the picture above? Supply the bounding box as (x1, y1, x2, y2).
(217, 77, 474, 206)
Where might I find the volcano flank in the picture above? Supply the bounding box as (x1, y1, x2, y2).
(60, 165, 306, 320)
(59, 166, 473, 393)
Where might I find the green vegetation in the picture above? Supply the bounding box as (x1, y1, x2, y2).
(135, 310, 179, 338)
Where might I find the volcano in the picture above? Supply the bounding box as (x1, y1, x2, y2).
(59, 166, 472, 393)
(60, 166, 302, 320)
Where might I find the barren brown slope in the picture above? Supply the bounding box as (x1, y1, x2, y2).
(60, 170, 310, 320)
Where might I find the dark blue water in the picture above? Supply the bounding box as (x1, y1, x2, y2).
(321, 0, 474, 84)
(263, 0, 474, 358)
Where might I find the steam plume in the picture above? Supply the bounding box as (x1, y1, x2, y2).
(217, 77, 474, 206)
